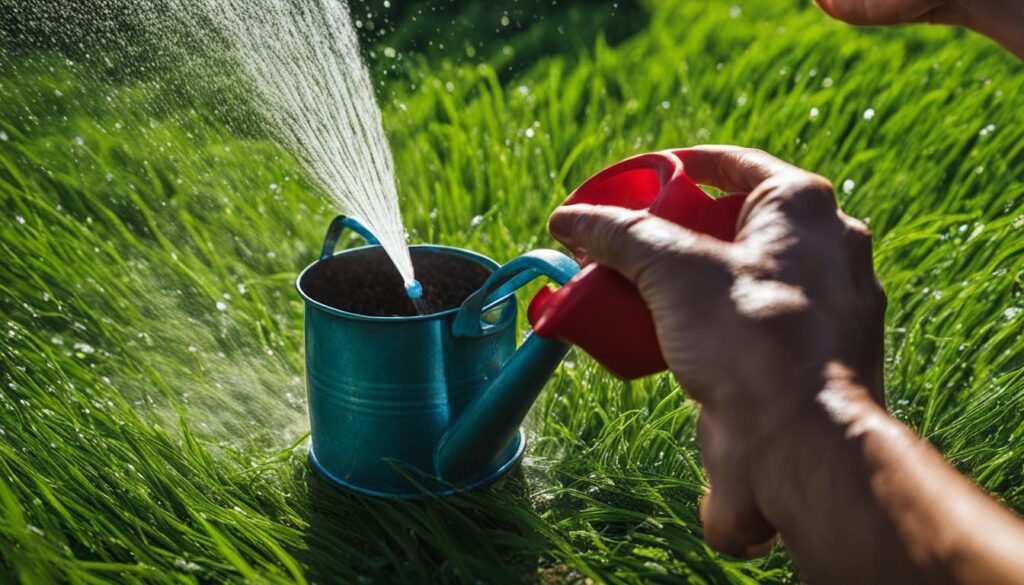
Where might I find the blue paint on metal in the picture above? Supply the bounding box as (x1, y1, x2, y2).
(296, 216, 580, 497)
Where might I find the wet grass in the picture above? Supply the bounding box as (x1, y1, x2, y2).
(2, 0, 1023, 582)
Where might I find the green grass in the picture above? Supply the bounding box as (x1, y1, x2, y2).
(2, 0, 1023, 582)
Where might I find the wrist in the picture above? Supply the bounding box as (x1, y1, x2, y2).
(748, 365, 887, 532)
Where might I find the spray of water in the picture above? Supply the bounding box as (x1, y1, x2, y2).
(184, 0, 415, 287)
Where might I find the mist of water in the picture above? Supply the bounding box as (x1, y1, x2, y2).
(182, 0, 415, 287)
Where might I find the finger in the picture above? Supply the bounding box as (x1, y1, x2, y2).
(742, 535, 778, 559)
(697, 413, 777, 556)
(839, 214, 888, 405)
(813, 0, 840, 20)
(913, 4, 969, 25)
(814, 0, 946, 25)
(548, 204, 722, 283)
(674, 145, 809, 194)
(700, 487, 777, 557)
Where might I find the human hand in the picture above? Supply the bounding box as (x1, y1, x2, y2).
(815, 0, 1024, 59)
(814, 0, 968, 26)
(548, 146, 886, 555)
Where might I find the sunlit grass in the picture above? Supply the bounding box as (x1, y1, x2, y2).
(1, 0, 1022, 582)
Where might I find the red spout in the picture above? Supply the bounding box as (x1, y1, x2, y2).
(528, 149, 747, 380)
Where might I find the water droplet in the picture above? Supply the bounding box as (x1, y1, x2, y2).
(500, 15, 510, 26)
(524, 127, 535, 138)
(0, 131, 8, 141)
(842, 179, 855, 194)
(174, 559, 202, 572)
(729, 5, 741, 17)
(1003, 307, 1021, 320)
(809, 107, 820, 118)
(72, 342, 94, 354)
(470, 215, 484, 227)
(863, 108, 875, 121)
(216, 301, 228, 312)
(15, 216, 25, 225)
(74, 136, 84, 146)
(237, 283, 248, 295)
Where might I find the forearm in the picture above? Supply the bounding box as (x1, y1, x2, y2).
(754, 371, 1024, 584)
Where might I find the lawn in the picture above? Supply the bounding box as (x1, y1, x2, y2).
(1, 0, 1023, 582)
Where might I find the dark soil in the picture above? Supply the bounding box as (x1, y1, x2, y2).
(301, 247, 492, 317)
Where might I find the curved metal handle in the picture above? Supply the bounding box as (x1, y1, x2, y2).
(436, 249, 579, 484)
(319, 215, 380, 262)
(452, 249, 579, 338)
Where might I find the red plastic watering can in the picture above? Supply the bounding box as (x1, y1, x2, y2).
(527, 149, 748, 380)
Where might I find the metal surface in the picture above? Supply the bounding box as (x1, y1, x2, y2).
(296, 215, 579, 497)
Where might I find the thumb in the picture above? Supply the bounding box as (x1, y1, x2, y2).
(548, 204, 709, 282)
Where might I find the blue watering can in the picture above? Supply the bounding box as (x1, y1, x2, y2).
(295, 215, 579, 498)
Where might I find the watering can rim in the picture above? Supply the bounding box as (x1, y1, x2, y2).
(295, 243, 515, 324)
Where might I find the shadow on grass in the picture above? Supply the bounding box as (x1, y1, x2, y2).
(297, 462, 549, 583)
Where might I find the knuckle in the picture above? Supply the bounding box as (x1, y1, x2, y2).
(792, 179, 837, 212)
(840, 212, 873, 239)
(597, 209, 646, 246)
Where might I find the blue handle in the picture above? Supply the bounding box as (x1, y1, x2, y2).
(452, 249, 580, 338)
(436, 250, 579, 484)
(319, 215, 381, 262)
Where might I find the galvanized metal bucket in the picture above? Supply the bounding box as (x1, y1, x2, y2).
(296, 216, 578, 498)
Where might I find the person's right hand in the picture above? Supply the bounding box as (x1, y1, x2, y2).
(548, 146, 887, 555)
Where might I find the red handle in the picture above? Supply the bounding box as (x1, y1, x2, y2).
(529, 149, 747, 380)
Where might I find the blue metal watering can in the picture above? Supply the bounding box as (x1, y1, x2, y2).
(296, 216, 579, 498)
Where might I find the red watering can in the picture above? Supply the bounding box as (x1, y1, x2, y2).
(527, 149, 748, 380)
